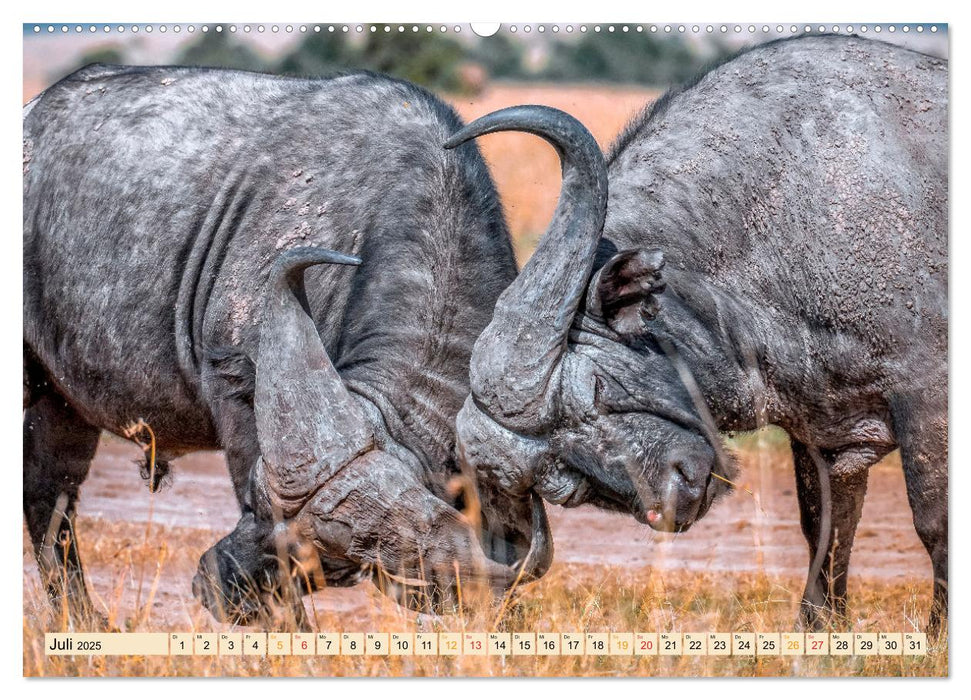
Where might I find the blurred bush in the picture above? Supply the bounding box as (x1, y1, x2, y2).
(77, 45, 126, 66)
(176, 30, 268, 71)
(67, 29, 728, 92)
(471, 32, 527, 80)
(354, 31, 467, 92)
(275, 33, 356, 76)
(278, 31, 474, 93)
(544, 32, 724, 85)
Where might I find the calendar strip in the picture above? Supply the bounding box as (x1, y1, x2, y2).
(45, 632, 928, 657)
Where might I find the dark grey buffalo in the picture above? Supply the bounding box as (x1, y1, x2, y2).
(23, 64, 554, 625)
(451, 36, 948, 632)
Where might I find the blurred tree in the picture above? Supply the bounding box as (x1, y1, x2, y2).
(471, 33, 526, 79)
(277, 30, 470, 92)
(176, 30, 268, 71)
(77, 45, 126, 66)
(543, 32, 728, 87)
(359, 31, 466, 92)
(65, 29, 735, 93)
(275, 32, 358, 77)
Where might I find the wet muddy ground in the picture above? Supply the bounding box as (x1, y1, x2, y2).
(23, 432, 930, 630)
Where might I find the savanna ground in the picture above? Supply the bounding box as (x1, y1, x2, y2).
(23, 84, 947, 677)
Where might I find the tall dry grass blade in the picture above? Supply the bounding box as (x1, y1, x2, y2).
(40, 492, 68, 574)
(710, 472, 767, 516)
(735, 343, 771, 579)
(58, 530, 71, 631)
(136, 543, 168, 628)
(658, 338, 731, 475)
(39, 492, 71, 629)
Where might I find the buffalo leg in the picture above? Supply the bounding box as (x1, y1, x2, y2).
(201, 351, 262, 506)
(24, 393, 101, 625)
(212, 402, 261, 508)
(891, 395, 948, 637)
(204, 368, 311, 629)
(791, 440, 873, 629)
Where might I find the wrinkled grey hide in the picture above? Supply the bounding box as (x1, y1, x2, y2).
(23, 64, 552, 626)
(454, 36, 947, 633)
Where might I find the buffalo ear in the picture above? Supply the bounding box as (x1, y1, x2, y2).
(586, 248, 666, 336)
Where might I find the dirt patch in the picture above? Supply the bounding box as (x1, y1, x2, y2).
(23, 430, 931, 632)
(24, 434, 941, 678)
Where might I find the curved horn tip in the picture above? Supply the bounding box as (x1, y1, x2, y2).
(510, 492, 554, 583)
(444, 105, 601, 156)
(442, 133, 464, 150)
(269, 246, 362, 290)
(455, 105, 608, 432)
(274, 246, 361, 270)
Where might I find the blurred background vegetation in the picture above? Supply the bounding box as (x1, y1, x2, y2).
(68, 28, 732, 94)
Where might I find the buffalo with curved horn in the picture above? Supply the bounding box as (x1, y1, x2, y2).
(24, 64, 554, 626)
(443, 104, 627, 567)
(198, 105, 613, 621)
(452, 36, 947, 634)
(193, 246, 553, 621)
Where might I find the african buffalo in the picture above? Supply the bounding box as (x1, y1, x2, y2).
(450, 36, 948, 632)
(23, 64, 555, 625)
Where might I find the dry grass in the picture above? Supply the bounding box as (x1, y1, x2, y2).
(23, 429, 945, 677)
(24, 559, 945, 677)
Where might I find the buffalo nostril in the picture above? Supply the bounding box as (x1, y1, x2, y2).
(670, 458, 701, 489)
(671, 460, 690, 482)
(666, 448, 715, 491)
